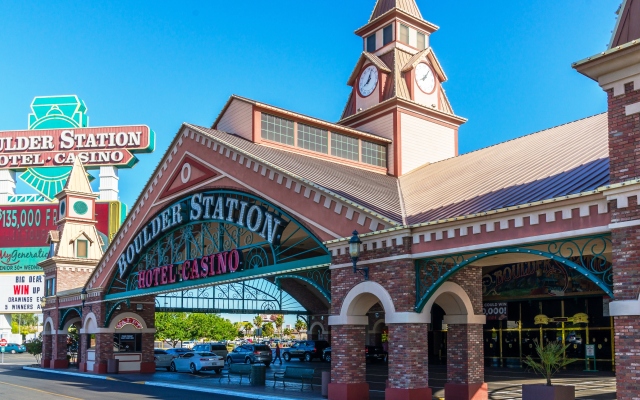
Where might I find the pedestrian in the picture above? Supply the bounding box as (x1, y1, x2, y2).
(274, 342, 282, 365)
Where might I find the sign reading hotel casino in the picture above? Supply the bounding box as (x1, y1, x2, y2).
(0, 203, 115, 272)
(0, 126, 153, 169)
(0, 273, 44, 311)
(117, 192, 288, 279)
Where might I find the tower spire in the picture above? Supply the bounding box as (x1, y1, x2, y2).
(369, 0, 423, 22)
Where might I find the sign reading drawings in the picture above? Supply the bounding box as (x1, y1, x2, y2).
(0, 126, 153, 169)
(117, 192, 288, 278)
(115, 317, 143, 330)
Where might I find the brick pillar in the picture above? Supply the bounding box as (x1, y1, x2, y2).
(328, 325, 369, 400)
(78, 334, 88, 372)
(41, 334, 52, 368)
(141, 332, 156, 373)
(93, 333, 113, 373)
(51, 333, 69, 369)
(385, 323, 431, 400)
(445, 266, 487, 400)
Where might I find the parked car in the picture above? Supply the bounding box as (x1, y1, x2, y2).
(181, 340, 197, 349)
(192, 343, 228, 360)
(322, 346, 387, 363)
(169, 351, 225, 374)
(322, 347, 331, 362)
(282, 340, 329, 362)
(2, 343, 26, 354)
(154, 348, 176, 371)
(165, 347, 191, 357)
(226, 344, 272, 366)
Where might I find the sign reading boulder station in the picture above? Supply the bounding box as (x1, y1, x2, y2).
(0, 126, 153, 168)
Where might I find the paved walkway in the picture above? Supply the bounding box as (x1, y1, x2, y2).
(22, 361, 617, 400)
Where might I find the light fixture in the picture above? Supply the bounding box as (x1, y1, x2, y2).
(40, 297, 47, 315)
(349, 230, 368, 280)
(80, 288, 92, 315)
(136, 304, 144, 311)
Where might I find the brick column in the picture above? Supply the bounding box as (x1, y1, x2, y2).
(93, 333, 113, 373)
(445, 266, 487, 400)
(328, 325, 369, 400)
(51, 333, 69, 369)
(41, 333, 52, 368)
(78, 333, 88, 372)
(385, 323, 431, 400)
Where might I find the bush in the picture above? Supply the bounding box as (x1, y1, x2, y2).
(523, 340, 576, 386)
(25, 334, 43, 364)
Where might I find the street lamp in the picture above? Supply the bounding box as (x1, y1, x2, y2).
(349, 230, 368, 280)
(80, 288, 92, 315)
(40, 297, 50, 316)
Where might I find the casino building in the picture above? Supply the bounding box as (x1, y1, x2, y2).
(39, 1, 640, 399)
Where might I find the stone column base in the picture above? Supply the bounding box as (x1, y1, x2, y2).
(328, 383, 369, 400)
(41, 358, 51, 368)
(140, 361, 156, 373)
(50, 359, 69, 369)
(93, 362, 108, 374)
(445, 382, 488, 400)
(385, 387, 432, 400)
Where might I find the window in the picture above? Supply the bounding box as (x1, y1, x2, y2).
(261, 113, 294, 145)
(76, 239, 88, 258)
(45, 278, 56, 296)
(366, 34, 376, 52)
(417, 32, 426, 50)
(113, 333, 141, 353)
(361, 141, 387, 167)
(331, 133, 359, 161)
(400, 24, 409, 44)
(298, 124, 328, 153)
(383, 24, 393, 45)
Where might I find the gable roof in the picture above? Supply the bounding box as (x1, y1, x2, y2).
(399, 113, 609, 225)
(610, 0, 640, 48)
(401, 47, 447, 82)
(347, 52, 392, 86)
(369, 0, 422, 22)
(186, 124, 404, 224)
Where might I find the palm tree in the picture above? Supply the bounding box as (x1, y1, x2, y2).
(274, 315, 285, 339)
(243, 321, 254, 338)
(253, 315, 263, 339)
(294, 319, 307, 340)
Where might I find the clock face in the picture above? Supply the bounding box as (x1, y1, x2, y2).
(73, 200, 89, 216)
(358, 65, 379, 97)
(415, 62, 436, 94)
(59, 199, 66, 218)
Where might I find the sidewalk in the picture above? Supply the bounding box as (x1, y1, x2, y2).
(23, 365, 326, 400)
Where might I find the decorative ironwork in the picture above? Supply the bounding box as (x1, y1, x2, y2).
(58, 307, 82, 330)
(105, 190, 331, 301)
(274, 268, 331, 302)
(104, 299, 130, 327)
(155, 278, 306, 314)
(415, 235, 613, 313)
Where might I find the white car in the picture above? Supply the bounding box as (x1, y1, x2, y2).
(154, 349, 176, 371)
(169, 351, 225, 374)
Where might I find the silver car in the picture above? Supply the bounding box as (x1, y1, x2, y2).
(154, 349, 176, 371)
(226, 344, 272, 366)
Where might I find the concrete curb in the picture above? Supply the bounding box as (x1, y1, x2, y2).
(22, 367, 308, 400)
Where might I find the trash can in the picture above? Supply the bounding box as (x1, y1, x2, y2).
(321, 370, 331, 397)
(107, 358, 119, 374)
(250, 364, 266, 386)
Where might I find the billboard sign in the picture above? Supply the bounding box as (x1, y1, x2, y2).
(0, 273, 44, 312)
(0, 202, 121, 272)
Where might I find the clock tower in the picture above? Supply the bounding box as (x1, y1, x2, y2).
(339, 0, 466, 176)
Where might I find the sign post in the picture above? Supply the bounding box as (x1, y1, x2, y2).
(584, 344, 597, 372)
(0, 338, 6, 364)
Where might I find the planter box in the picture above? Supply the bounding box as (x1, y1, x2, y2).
(522, 384, 575, 400)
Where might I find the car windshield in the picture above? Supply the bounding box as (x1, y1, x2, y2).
(254, 345, 270, 351)
(210, 345, 226, 350)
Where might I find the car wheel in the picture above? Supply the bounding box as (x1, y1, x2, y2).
(304, 352, 312, 362)
(11, 350, 16, 354)
(245, 358, 252, 365)
(283, 353, 291, 362)
(190, 363, 198, 374)
(169, 362, 177, 372)
(214, 369, 222, 374)
(324, 354, 331, 362)
(264, 362, 271, 367)
(226, 357, 232, 365)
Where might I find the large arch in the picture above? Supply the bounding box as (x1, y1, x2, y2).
(419, 281, 485, 325)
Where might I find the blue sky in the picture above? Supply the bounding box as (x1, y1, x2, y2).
(0, 0, 619, 207)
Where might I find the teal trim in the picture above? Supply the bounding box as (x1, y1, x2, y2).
(105, 255, 331, 301)
(104, 299, 130, 328)
(415, 235, 613, 313)
(274, 274, 331, 302)
(58, 307, 82, 330)
(29, 95, 87, 130)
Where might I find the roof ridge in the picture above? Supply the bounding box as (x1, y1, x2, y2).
(401, 112, 608, 178)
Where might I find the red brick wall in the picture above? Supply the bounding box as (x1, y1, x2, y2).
(387, 324, 429, 389)
(53, 333, 68, 361)
(42, 334, 52, 366)
(447, 324, 484, 384)
(331, 325, 366, 384)
(608, 83, 640, 185)
(449, 266, 483, 315)
(331, 238, 414, 315)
